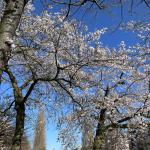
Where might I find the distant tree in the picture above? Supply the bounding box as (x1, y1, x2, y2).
(33, 110, 46, 150)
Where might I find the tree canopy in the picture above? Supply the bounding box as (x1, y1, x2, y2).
(0, 1, 149, 150)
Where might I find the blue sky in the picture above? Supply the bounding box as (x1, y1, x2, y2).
(46, 123, 61, 150)
(31, 1, 149, 149)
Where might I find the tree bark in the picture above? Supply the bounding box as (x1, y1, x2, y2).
(0, 0, 27, 148)
(93, 123, 105, 150)
(4, 65, 26, 149)
(93, 109, 106, 150)
(11, 102, 25, 150)
(0, 0, 26, 83)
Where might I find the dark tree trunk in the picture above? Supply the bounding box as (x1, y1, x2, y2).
(93, 109, 106, 150)
(11, 102, 25, 150)
(5, 65, 36, 149)
(93, 123, 105, 150)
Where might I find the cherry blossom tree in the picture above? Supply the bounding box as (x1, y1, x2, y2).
(57, 39, 149, 149)
(0, 3, 113, 149)
(1, 1, 149, 150)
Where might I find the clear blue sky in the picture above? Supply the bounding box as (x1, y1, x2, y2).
(31, 1, 149, 149)
(46, 123, 61, 150)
